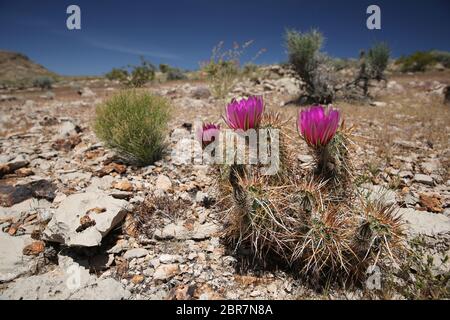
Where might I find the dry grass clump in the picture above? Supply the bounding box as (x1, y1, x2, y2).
(130, 195, 192, 239)
(94, 90, 171, 166)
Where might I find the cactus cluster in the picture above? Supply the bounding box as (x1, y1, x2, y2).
(198, 96, 405, 285)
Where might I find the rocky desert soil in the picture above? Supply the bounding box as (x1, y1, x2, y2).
(0, 66, 449, 300)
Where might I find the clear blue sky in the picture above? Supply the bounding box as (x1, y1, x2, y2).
(1, 0, 449, 76)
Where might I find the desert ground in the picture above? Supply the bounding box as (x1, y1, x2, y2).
(0, 64, 449, 300)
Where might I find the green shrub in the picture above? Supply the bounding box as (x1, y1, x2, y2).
(33, 76, 54, 90)
(201, 40, 265, 99)
(331, 58, 352, 71)
(430, 50, 450, 68)
(397, 51, 436, 72)
(157, 63, 187, 81)
(242, 63, 260, 78)
(94, 90, 171, 166)
(202, 59, 239, 98)
(166, 68, 187, 81)
(159, 64, 170, 73)
(105, 68, 129, 82)
(367, 42, 390, 80)
(285, 29, 335, 103)
(128, 58, 156, 87)
(285, 29, 323, 76)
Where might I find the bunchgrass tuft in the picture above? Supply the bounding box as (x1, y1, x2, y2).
(94, 90, 171, 166)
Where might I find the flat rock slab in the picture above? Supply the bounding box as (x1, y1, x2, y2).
(399, 208, 450, 237)
(0, 198, 51, 219)
(154, 222, 219, 241)
(413, 174, 434, 186)
(0, 232, 32, 282)
(1, 268, 130, 300)
(43, 192, 128, 247)
(123, 248, 149, 259)
(359, 184, 397, 207)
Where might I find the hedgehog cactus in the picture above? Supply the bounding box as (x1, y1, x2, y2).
(196, 122, 220, 149)
(298, 105, 340, 175)
(225, 95, 264, 131)
(215, 96, 405, 285)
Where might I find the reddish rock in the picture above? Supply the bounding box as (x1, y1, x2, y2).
(131, 275, 144, 284)
(419, 193, 443, 213)
(23, 241, 45, 256)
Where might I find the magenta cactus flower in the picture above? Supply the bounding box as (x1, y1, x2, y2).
(298, 105, 340, 147)
(225, 96, 264, 131)
(196, 123, 220, 148)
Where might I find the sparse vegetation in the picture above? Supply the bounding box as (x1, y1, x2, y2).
(159, 63, 170, 73)
(133, 195, 192, 238)
(397, 50, 450, 72)
(430, 50, 450, 68)
(127, 58, 156, 87)
(166, 68, 187, 81)
(157, 63, 187, 80)
(0, 50, 57, 89)
(201, 40, 265, 99)
(94, 90, 171, 166)
(331, 58, 357, 71)
(33, 76, 54, 90)
(164, 66, 187, 81)
(285, 29, 335, 103)
(397, 51, 436, 72)
(104, 57, 156, 87)
(105, 68, 129, 82)
(367, 42, 390, 80)
(242, 63, 259, 77)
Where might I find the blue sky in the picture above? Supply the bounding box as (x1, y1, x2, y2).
(1, 0, 449, 76)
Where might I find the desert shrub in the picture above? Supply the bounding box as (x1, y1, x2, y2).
(397, 51, 435, 72)
(331, 58, 354, 71)
(157, 63, 187, 81)
(105, 68, 129, 82)
(166, 67, 187, 81)
(201, 41, 266, 99)
(159, 64, 170, 73)
(128, 58, 156, 87)
(1, 78, 32, 89)
(430, 50, 450, 68)
(106, 58, 156, 87)
(367, 42, 390, 80)
(285, 29, 335, 103)
(202, 59, 238, 98)
(33, 76, 54, 90)
(94, 90, 171, 165)
(242, 63, 258, 75)
(130, 195, 192, 238)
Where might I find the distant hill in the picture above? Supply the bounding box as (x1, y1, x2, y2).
(0, 50, 58, 88)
